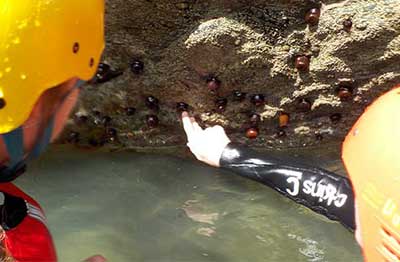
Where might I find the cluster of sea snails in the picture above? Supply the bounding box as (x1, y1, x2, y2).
(68, 7, 356, 146)
(68, 59, 145, 145)
(234, 7, 353, 141)
(69, 58, 195, 146)
(288, 7, 354, 141)
(69, 108, 120, 146)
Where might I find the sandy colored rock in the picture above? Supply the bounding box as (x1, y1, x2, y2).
(59, 0, 400, 150)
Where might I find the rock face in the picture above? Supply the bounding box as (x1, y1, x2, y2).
(60, 0, 400, 149)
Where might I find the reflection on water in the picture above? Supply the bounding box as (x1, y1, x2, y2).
(15, 146, 362, 262)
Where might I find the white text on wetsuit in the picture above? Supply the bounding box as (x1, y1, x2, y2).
(285, 175, 348, 208)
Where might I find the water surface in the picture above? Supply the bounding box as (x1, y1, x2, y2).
(16, 146, 362, 262)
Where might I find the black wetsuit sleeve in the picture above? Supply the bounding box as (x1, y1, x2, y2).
(219, 143, 355, 231)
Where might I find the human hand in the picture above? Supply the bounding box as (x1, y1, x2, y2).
(181, 112, 231, 167)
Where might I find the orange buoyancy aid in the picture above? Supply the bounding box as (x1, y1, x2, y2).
(0, 183, 57, 262)
(342, 85, 400, 261)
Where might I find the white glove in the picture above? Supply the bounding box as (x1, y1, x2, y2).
(181, 112, 231, 167)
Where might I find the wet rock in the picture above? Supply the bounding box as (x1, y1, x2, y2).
(176, 2, 189, 11)
(61, 0, 400, 149)
(294, 126, 311, 136)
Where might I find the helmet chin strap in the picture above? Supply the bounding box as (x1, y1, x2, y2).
(0, 79, 85, 182)
(3, 128, 24, 168)
(29, 117, 55, 160)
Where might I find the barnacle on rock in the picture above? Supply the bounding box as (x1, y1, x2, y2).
(295, 56, 310, 71)
(146, 96, 160, 110)
(91, 63, 123, 84)
(305, 8, 320, 26)
(130, 60, 144, 74)
(246, 128, 259, 139)
(176, 102, 189, 113)
(206, 76, 221, 92)
(250, 94, 265, 106)
(279, 113, 290, 128)
(146, 115, 159, 128)
(297, 99, 312, 112)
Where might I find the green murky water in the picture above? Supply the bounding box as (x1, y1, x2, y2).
(15, 146, 362, 262)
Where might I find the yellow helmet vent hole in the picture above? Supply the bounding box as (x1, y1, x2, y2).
(0, 99, 6, 109)
(73, 42, 80, 54)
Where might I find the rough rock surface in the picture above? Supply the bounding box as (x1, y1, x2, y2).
(59, 0, 400, 150)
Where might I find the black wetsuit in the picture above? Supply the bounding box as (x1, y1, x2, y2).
(220, 143, 355, 231)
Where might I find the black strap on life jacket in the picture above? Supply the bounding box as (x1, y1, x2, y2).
(0, 162, 27, 183)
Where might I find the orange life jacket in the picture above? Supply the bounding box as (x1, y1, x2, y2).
(0, 183, 57, 262)
(342, 85, 400, 261)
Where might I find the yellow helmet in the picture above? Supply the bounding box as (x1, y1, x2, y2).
(0, 0, 105, 134)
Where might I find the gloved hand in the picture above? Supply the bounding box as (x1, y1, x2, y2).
(181, 112, 231, 167)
